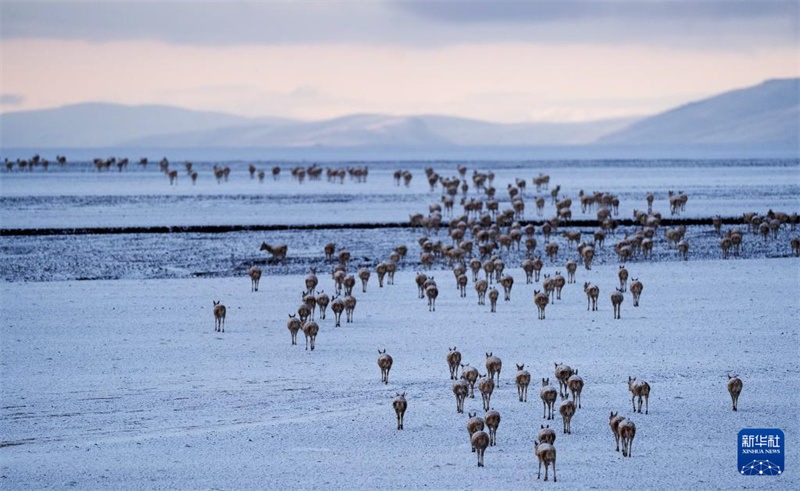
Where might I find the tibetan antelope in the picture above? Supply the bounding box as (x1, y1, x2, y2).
(540, 378, 557, 420)
(534, 290, 549, 320)
(727, 374, 743, 411)
(559, 401, 575, 434)
(628, 376, 650, 414)
(248, 266, 262, 292)
(302, 320, 319, 351)
(554, 362, 574, 399)
(472, 431, 490, 467)
(611, 288, 624, 319)
(447, 347, 462, 380)
(392, 393, 407, 430)
(516, 364, 531, 402)
(485, 409, 500, 446)
(584, 282, 599, 311)
(535, 441, 557, 482)
(478, 374, 495, 411)
(462, 364, 479, 398)
(213, 301, 226, 332)
(287, 314, 301, 345)
(467, 412, 485, 452)
(378, 349, 393, 384)
(630, 278, 643, 307)
(568, 372, 584, 408)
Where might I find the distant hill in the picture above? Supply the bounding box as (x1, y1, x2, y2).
(125, 113, 640, 148)
(599, 79, 800, 145)
(0, 103, 288, 148)
(2, 79, 797, 150)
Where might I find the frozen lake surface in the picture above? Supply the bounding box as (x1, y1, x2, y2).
(1, 159, 798, 229)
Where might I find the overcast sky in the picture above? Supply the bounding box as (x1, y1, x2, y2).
(1, 0, 798, 122)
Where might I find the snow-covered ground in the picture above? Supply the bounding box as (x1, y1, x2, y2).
(1, 160, 797, 229)
(1, 259, 798, 490)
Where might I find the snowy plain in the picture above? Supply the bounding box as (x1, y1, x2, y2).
(1, 260, 798, 490)
(1, 159, 799, 490)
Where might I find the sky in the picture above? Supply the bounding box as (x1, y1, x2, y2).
(1, 0, 798, 123)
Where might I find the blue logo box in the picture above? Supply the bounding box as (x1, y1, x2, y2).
(738, 429, 784, 476)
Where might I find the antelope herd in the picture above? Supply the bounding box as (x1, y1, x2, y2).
(10, 156, 789, 479)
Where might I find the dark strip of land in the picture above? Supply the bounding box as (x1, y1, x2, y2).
(0, 216, 748, 237)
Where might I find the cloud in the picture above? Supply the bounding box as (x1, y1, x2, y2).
(0, 0, 796, 50)
(0, 93, 25, 105)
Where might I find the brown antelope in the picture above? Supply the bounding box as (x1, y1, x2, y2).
(478, 374, 495, 411)
(553, 272, 566, 300)
(630, 278, 643, 307)
(341, 274, 355, 296)
(609, 412, 625, 452)
(462, 364, 479, 398)
(303, 291, 317, 320)
(628, 376, 650, 414)
(378, 349, 393, 384)
(546, 242, 558, 262)
(516, 364, 531, 402)
(532, 256, 544, 281)
(611, 288, 624, 319)
(554, 363, 574, 399)
(618, 265, 628, 292)
(305, 268, 318, 292)
(316, 291, 329, 320)
(457, 274, 468, 297)
(414, 272, 427, 298)
(453, 378, 469, 413)
(727, 375, 743, 411)
(677, 239, 689, 260)
(260, 242, 288, 265)
(472, 431, 490, 467)
(522, 257, 535, 284)
(618, 418, 636, 457)
(344, 295, 357, 323)
(540, 378, 557, 420)
(302, 320, 319, 351)
(323, 242, 336, 261)
(565, 260, 577, 283)
(358, 267, 371, 293)
(559, 400, 575, 434)
(376, 262, 388, 287)
(720, 236, 732, 259)
(485, 353, 502, 384)
(446, 347, 462, 380)
(535, 441, 557, 482)
(213, 301, 226, 332)
(467, 412, 485, 452)
(534, 290, 549, 320)
(475, 279, 488, 305)
(584, 282, 599, 311)
(330, 296, 345, 327)
(567, 372, 584, 408)
(393, 393, 407, 430)
(485, 409, 500, 446)
(287, 314, 301, 345)
(538, 424, 556, 445)
(488, 287, 499, 312)
(168, 169, 178, 185)
(582, 246, 594, 270)
(248, 266, 262, 292)
(543, 274, 555, 302)
(499, 274, 514, 301)
(297, 302, 311, 323)
(426, 284, 439, 312)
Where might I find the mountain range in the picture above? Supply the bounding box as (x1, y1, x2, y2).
(1, 79, 797, 150)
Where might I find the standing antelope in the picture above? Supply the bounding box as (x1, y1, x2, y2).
(618, 418, 636, 457)
(426, 284, 439, 312)
(302, 320, 319, 351)
(358, 268, 371, 293)
(611, 288, 624, 319)
(378, 349, 393, 384)
(316, 291, 329, 320)
(628, 376, 650, 414)
(534, 290, 549, 320)
(305, 268, 318, 292)
(330, 296, 345, 327)
(467, 412, 485, 452)
(553, 272, 566, 300)
(472, 431, 490, 467)
(457, 274, 468, 298)
(630, 278, 643, 307)
(535, 440, 557, 482)
(344, 295, 357, 323)
(567, 372, 584, 408)
(249, 266, 262, 292)
(516, 364, 531, 402)
(609, 412, 625, 452)
(447, 347, 462, 380)
(287, 314, 301, 345)
(727, 374, 743, 411)
(584, 282, 599, 311)
(488, 287, 499, 312)
(565, 260, 577, 283)
(213, 301, 226, 332)
(415, 272, 426, 298)
(453, 378, 469, 413)
(540, 378, 557, 420)
(478, 374, 495, 411)
(618, 265, 628, 292)
(554, 363, 574, 399)
(485, 352, 502, 384)
(462, 364, 479, 398)
(500, 274, 514, 301)
(475, 279, 488, 305)
(559, 400, 575, 434)
(393, 393, 407, 430)
(484, 409, 500, 446)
